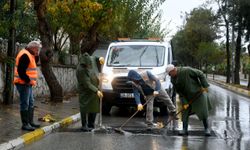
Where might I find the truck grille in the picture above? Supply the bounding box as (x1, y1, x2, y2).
(111, 77, 133, 92)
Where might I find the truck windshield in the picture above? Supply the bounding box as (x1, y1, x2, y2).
(107, 45, 165, 67)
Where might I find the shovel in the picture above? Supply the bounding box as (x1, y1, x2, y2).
(92, 96, 111, 133)
(114, 95, 153, 135)
(114, 81, 155, 135)
(92, 70, 111, 133)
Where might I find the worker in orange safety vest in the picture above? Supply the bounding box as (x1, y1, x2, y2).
(14, 41, 41, 131)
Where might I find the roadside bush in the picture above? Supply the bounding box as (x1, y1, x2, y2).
(215, 63, 226, 75)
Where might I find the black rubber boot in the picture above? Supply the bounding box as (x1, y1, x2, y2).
(21, 111, 35, 131)
(203, 119, 211, 136)
(88, 113, 96, 129)
(28, 107, 40, 128)
(178, 122, 188, 136)
(179, 112, 189, 136)
(80, 112, 91, 132)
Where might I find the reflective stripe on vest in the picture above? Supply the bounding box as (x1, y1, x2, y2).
(13, 49, 38, 85)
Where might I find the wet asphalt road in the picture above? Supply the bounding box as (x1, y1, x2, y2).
(22, 83, 250, 150)
(209, 84, 250, 149)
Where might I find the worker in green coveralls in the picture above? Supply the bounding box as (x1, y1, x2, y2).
(166, 64, 212, 136)
(76, 52, 104, 132)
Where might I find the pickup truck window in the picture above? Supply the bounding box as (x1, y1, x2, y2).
(107, 45, 165, 67)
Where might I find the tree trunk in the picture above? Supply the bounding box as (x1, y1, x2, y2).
(234, 15, 242, 84)
(225, 21, 231, 83)
(248, 44, 250, 89)
(248, 72, 250, 89)
(80, 24, 99, 55)
(3, 0, 16, 104)
(231, 25, 235, 83)
(69, 35, 81, 55)
(33, 0, 63, 102)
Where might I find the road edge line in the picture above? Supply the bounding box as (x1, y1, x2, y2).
(0, 113, 80, 150)
(208, 79, 250, 98)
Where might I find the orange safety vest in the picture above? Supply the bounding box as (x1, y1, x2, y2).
(13, 49, 38, 86)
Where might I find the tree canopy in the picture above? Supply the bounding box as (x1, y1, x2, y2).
(172, 7, 221, 68)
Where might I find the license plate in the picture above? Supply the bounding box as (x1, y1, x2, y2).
(120, 93, 134, 98)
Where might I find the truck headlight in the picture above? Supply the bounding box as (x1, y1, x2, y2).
(102, 73, 114, 83)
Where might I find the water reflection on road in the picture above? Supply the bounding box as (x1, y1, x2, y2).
(209, 84, 250, 150)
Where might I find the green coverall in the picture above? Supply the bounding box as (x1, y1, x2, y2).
(76, 53, 101, 130)
(171, 67, 212, 134)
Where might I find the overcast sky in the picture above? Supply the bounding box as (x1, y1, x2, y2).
(160, 0, 208, 40)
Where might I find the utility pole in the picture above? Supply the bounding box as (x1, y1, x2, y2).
(3, 0, 16, 104)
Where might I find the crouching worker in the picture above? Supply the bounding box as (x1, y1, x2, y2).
(76, 53, 104, 132)
(127, 70, 177, 129)
(166, 64, 212, 136)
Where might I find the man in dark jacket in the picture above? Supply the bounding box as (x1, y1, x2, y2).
(14, 41, 41, 131)
(76, 53, 104, 132)
(127, 70, 177, 129)
(166, 64, 212, 136)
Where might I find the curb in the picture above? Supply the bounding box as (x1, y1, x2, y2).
(0, 113, 80, 150)
(208, 79, 250, 98)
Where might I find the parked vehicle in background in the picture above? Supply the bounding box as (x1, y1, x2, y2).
(101, 38, 175, 115)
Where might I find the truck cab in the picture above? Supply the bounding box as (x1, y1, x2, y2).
(101, 38, 174, 115)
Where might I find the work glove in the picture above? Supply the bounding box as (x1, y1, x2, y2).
(97, 90, 103, 98)
(153, 91, 159, 96)
(183, 104, 189, 110)
(99, 57, 105, 65)
(137, 104, 143, 111)
(201, 88, 208, 93)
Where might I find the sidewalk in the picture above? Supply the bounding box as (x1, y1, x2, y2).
(207, 74, 250, 98)
(0, 95, 80, 144)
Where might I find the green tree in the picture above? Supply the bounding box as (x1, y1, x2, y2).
(47, 0, 109, 55)
(172, 7, 219, 68)
(106, 0, 167, 40)
(3, 0, 16, 104)
(214, 0, 232, 83)
(197, 42, 225, 72)
(45, 0, 167, 55)
(0, 0, 39, 43)
(210, 0, 250, 84)
(33, 0, 63, 102)
(233, 0, 243, 84)
(172, 30, 192, 66)
(240, 0, 250, 88)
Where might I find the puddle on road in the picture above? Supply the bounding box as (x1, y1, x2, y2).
(59, 126, 216, 137)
